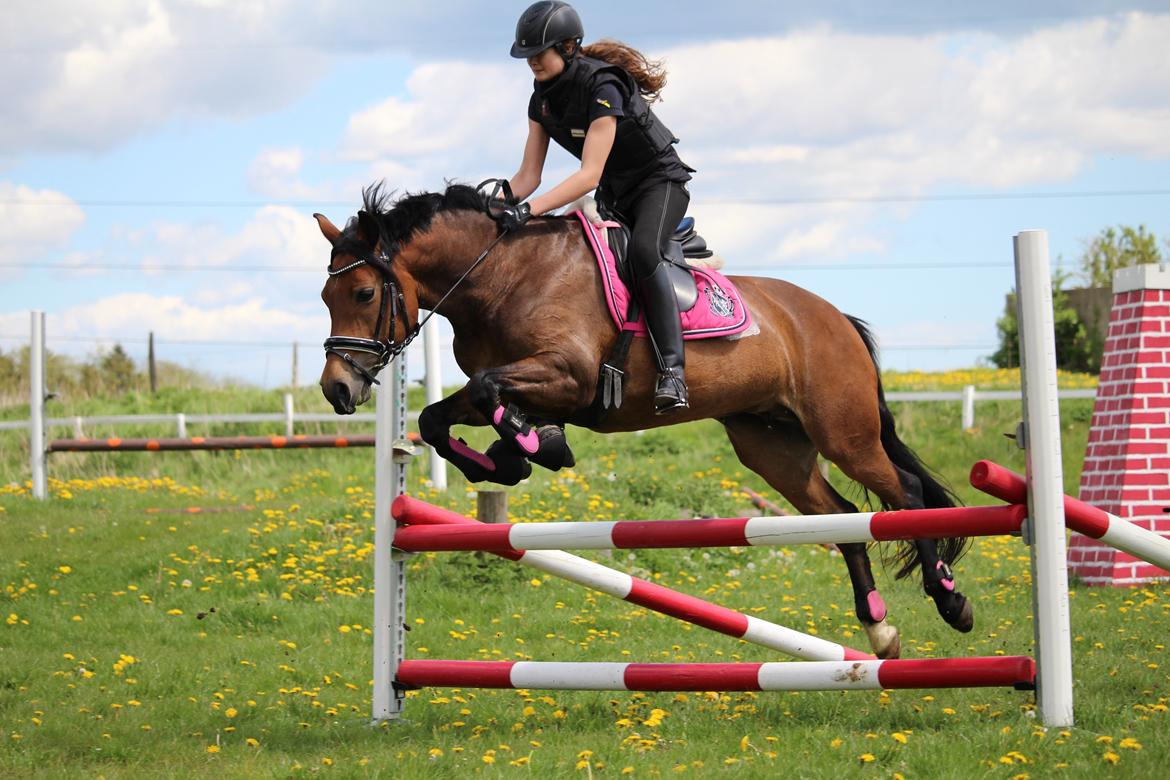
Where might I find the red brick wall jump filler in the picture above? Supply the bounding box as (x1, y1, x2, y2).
(1071, 264, 1170, 585)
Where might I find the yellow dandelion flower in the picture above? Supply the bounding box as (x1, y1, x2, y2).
(859, 753, 875, 763)
(1103, 751, 1120, 765)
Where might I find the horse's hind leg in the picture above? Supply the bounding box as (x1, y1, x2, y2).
(897, 470, 974, 632)
(812, 425, 974, 636)
(721, 414, 901, 659)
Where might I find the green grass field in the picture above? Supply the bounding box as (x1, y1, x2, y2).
(2, 378, 1167, 778)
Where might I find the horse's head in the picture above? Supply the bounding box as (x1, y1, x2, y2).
(315, 205, 414, 414)
(317, 182, 506, 413)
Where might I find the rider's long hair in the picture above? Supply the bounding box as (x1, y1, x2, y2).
(579, 39, 667, 103)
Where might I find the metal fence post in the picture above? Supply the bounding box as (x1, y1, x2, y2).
(283, 392, 295, 437)
(961, 385, 976, 431)
(30, 311, 47, 500)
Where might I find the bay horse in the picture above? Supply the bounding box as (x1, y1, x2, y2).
(314, 182, 972, 659)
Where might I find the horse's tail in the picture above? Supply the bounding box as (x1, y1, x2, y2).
(845, 315, 970, 580)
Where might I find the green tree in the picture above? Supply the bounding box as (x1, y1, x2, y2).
(990, 278, 1095, 372)
(99, 344, 139, 395)
(993, 226, 1165, 374)
(1079, 225, 1163, 288)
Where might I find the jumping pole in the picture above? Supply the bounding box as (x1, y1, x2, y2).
(397, 656, 1036, 692)
(391, 503, 1026, 552)
(392, 495, 873, 662)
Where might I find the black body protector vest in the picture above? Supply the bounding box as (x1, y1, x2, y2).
(535, 56, 691, 204)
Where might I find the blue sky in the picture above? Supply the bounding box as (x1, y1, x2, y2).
(2, 1, 1169, 388)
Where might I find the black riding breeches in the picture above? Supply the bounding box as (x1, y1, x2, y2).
(616, 180, 690, 282)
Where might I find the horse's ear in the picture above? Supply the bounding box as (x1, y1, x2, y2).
(357, 210, 380, 247)
(313, 213, 341, 246)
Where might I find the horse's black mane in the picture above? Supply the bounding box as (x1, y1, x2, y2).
(334, 182, 488, 258)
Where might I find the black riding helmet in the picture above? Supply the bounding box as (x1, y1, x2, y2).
(510, 1, 583, 59)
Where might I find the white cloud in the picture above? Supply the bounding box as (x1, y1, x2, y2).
(49, 292, 323, 343)
(327, 13, 1170, 267)
(0, 182, 86, 275)
(141, 205, 325, 273)
(661, 13, 1170, 199)
(340, 61, 531, 180)
(0, 1, 331, 155)
(247, 147, 309, 199)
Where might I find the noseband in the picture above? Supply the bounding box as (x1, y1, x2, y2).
(323, 248, 411, 385)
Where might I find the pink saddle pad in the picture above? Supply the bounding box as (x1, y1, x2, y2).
(572, 211, 754, 339)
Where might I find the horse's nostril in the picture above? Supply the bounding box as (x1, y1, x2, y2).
(334, 381, 352, 408)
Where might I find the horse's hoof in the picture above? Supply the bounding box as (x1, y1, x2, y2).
(483, 439, 532, 486)
(865, 620, 901, 659)
(943, 593, 974, 633)
(527, 425, 575, 471)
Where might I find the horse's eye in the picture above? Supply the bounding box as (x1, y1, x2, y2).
(357, 288, 376, 303)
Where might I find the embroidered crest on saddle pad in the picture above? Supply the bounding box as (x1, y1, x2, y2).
(571, 210, 756, 340)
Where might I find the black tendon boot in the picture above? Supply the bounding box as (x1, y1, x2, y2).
(639, 263, 689, 414)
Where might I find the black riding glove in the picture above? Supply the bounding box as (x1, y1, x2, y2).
(497, 202, 531, 232)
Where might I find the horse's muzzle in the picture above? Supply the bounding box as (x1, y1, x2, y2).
(325, 379, 357, 415)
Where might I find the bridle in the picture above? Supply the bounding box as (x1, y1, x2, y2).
(322, 246, 410, 385)
(322, 179, 516, 385)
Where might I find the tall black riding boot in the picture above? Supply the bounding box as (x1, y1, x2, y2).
(639, 263, 689, 414)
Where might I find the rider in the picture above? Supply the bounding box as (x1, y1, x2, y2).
(498, 0, 695, 414)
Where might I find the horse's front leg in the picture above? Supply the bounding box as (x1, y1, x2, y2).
(466, 354, 592, 473)
(417, 386, 532, 486)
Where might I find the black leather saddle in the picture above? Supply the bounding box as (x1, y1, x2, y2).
(605, 216, 715, 312)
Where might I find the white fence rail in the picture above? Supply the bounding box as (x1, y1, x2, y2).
(0, 407, 422, 436)
(1, 389, 1097, 438)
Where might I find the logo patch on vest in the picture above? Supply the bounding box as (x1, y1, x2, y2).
(570, 128, 586, 138)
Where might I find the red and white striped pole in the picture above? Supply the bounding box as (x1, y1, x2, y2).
(396, 656, 1036, 692)
(971, 460, 1170, 574)
(393, 499, 1025, 552)
(392, 495, 871, 662)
